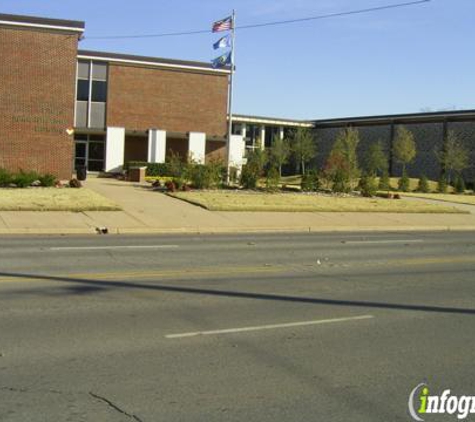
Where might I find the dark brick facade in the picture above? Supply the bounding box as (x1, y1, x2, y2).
(0, 25, 79, 179)
(107, 64, 228, 137)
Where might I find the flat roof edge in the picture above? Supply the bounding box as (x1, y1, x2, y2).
(0, 13, 84, 32)
(77, 50, 230, 74)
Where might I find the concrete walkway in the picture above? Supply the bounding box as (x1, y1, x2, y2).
(1, 176, 475, 235)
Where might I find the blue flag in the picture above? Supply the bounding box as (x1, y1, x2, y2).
(212, 51, 231, 68)
(213, 34, 231, 50)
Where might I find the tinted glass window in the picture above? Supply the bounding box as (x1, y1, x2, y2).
(91, 81, 107, 102)
(77, 80, 89, 101)
(92, 62, 108, 80)
(77, 61, 90, 79)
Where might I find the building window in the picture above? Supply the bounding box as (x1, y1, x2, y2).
(74, 134, 105, 172)
(75, 60, 108, 129)
(91, 80, 107, 102)
(76, 79, 89, 101)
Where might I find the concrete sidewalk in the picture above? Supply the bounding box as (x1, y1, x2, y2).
(1, 176, 475, 235)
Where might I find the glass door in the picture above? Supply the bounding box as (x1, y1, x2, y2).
(87, 140, 105, 171)
(74, 140, 87, 170)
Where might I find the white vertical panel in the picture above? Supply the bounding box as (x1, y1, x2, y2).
(105, 127, 125, 172)
(188, 132, 206, 164)
(148, 129, 166, 163)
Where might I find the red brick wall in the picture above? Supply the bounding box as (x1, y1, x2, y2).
(0, 26, 78, 179)
(205, 140, 226, 163)
(107, 64, 228, 137)
(166, 138, 189, 161)
(124, 136, 148, 163)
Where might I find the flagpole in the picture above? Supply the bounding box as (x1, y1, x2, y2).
(226, 9, 236, 184)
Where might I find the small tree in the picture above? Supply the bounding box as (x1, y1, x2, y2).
(240, 142, 267, 189)
(436, 131, 469, 184)
(325, 128, 360, 191)
(365, 141, 388, 177)
(416, 175, 430, 193)
(290, 127, 316, 175)
(268, 135, 290, 177)
(379, 170, 391, 191)
(393, 126, 416, 174)
(398, 170, 410, 192)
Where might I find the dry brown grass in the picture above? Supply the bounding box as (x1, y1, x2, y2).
(0, 188, 121, 211)
(169, 191, 464, 213)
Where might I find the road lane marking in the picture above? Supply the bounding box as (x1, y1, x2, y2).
(165, 315, 374, 339)
(344, 239, 423, 245)
(49, 245, 179, 251)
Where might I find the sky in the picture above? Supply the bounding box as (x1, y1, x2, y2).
(2, 0, 474, 120)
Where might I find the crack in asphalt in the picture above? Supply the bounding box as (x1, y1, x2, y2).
(89, 391, 144, 422)
(0, 386, 64, 395)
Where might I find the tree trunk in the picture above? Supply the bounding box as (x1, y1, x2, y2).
(301, 160, 305, 175)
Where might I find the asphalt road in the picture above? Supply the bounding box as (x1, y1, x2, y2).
(0, 231, 474, 421)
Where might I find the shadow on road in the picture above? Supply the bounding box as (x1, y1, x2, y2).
(1, 271, 474, 316)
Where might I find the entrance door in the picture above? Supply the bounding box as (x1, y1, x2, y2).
(74, 140, 87, 170)
(74, 136, 105, 172)
(87, 140, 105, 171)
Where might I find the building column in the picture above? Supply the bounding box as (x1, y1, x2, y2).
(148, 129, 166, 163)
(279, 126, 284, 140)
(241, 123, 247, 139)
(228, 134, 246, 171)
(188, 132, 206, 164)
(105, 127, 125, 172)
(260, 126, 266, 150)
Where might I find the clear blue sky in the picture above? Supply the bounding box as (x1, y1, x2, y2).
(3, 0, 474, 120)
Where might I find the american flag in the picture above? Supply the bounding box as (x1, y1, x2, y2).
(212, 15, 233, 32)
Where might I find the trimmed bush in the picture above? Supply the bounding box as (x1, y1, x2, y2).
(454, 174, 466, 194)
(301, 170, 321, 192)
(398, 171, 410, 192)
(416, 175, 430, 193)
(124, 161, 171, 177)
(12, 170, 39, 188)
(438, 176, 448, 193)
(39, 174, 57, 187)
(378, 170, 390, 190)
(265, 167, 280, 192)
(69, 178, 82, 188)
(189, 162, 224, 190)
(358, 174, 378, 197)
(240, 165, 259, 189)
(0, 168, 13, 187)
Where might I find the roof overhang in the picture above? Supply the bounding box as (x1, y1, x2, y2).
(0, 13, 84, 36)
(233, 114, 313, 128)
(78, 50, 231, 75)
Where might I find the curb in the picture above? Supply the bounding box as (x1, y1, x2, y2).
(1, 225, 475, 236)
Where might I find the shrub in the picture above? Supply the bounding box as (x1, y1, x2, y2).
(240, 164, 259, 189)
(189, 161, 224, 189)
(358, 174, 378, 197)
(398, 171, 410, 192)
(39, 173, 57, 187)
(69, 178, 82, 188)
(0, 168, 13, 186)
(438, 176, 448, 193)
(301, 170, 320, 192)
(378, 170, 391, 190)
(416, 175, 430, 193)
(12, 170, 39, 188)
(454, 174, 466, 194)
(265, 166, 280, 192)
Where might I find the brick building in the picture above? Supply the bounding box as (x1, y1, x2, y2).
(0, 13, 238, 179)
(1, 12, 474, 183)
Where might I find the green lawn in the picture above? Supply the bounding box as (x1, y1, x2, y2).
(169, 191, 464, 213)
(0, 188, 121, 211)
